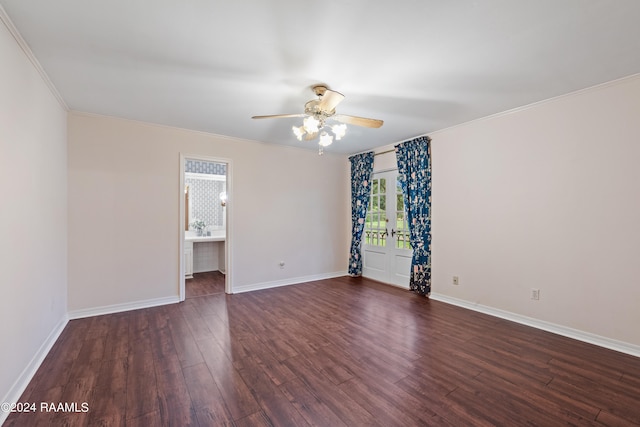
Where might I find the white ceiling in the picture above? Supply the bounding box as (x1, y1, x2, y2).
(2, 1, 640, 154)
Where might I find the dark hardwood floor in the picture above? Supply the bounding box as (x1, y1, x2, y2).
(5, 277, 640, 426)
(186, 271, 225, 299)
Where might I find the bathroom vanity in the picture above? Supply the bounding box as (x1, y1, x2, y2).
(184, 230, 225, 278)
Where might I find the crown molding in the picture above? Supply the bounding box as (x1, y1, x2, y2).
(0, 4, 68, 111)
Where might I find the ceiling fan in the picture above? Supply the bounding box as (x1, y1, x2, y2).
(252, 85, 383, 154)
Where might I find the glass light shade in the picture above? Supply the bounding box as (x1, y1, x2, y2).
(303, 116, 320, 133)
(292, 125, 305, 141)
(318, 131, 334, 147)
(331, 124, 347, 140)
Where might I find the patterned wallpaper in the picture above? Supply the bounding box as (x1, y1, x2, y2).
(186, 160, 226, 230)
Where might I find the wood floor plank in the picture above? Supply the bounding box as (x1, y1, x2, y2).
(182, 362, 235, 426)
(250, 341, 298, 387)
(155, 356, 198, 426)
(459, 344, 551, 386)
(338, 376, 431, 426)
(596, 409, 640, 427)
(155, 401, 200, 427)
(7, 276, 640, 427)
(71, 338, 106, 379)
(168, 313, 205, 369)
(182, 301, 216, 341)
(443, 385, 534, 426)
(280, 354, 380, 426)
(86, 388, 126, 426)
(548, 374, 640, 424)
(196, 337, 262, 421)
(278, 377, 349, 427)
(234, 355, 311, 426)
(456, 372, 601, 426)
(149, 323, 177, 365)
(393, 375, 472, 426)
(101, 315, 130, 361)
(621, 371, 640, 388)
(3, 386, 63, 427)
(126, 410, 163, 427)
(186, 271, 225, 299)
(233, 411, 274, 427)
(49, 375, 96, 426)
(126, 341, 159, 420)
(478, 369, 600, 421)
(549, 356, 640, 395)
(189, 293, 229, 320)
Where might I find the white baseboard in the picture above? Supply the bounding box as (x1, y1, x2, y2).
(0, 314, 69, 426)
(233, 271, 348, 294)
(68, 295, 180, 320)
(430, 293, 640, 358)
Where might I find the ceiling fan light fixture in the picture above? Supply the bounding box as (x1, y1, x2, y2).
(303, 116, 320, 134)
(331, 123, 347, 140)
(318, 131, 334, 147)
(257, 85, 383, 155)
(292, 125, 305, 141)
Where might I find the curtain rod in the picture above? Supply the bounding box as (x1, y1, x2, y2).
(374, 149, 395, 156)
(351, 135, 432, 158)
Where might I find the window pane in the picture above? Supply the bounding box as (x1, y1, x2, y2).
(397, 194, 403, 211)
(372, 179, 379, 195)
(380, 178, 386, 194)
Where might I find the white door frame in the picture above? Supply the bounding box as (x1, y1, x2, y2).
(179, 154, 233, 300)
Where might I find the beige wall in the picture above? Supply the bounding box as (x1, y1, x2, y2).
(67, 113, 350, 311)
(0, 15, 68, 409)
(432, 74, 640, 347)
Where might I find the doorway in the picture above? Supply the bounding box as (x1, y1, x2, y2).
(179, 154, 232, 300)
(362, 170, 413, 288)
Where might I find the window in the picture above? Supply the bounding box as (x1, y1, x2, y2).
(364, 177, 387, 246)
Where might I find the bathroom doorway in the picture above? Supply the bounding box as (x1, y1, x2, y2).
(179, 154, 232, 300)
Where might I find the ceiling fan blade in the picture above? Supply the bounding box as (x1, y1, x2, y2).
(318, 89, 345, 112)
(333, 114, 383, 128)
(252, 114, 305, 119)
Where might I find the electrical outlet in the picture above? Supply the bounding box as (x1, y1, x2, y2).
(531, 288, 540, 300)
(452, 276, 459, 286)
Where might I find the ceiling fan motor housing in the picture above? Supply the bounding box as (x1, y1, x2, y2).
(312, 85, 328, 97)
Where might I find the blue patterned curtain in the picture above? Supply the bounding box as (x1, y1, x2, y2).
(395, 136, 432, 295)
(348, 152, 375, 276)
